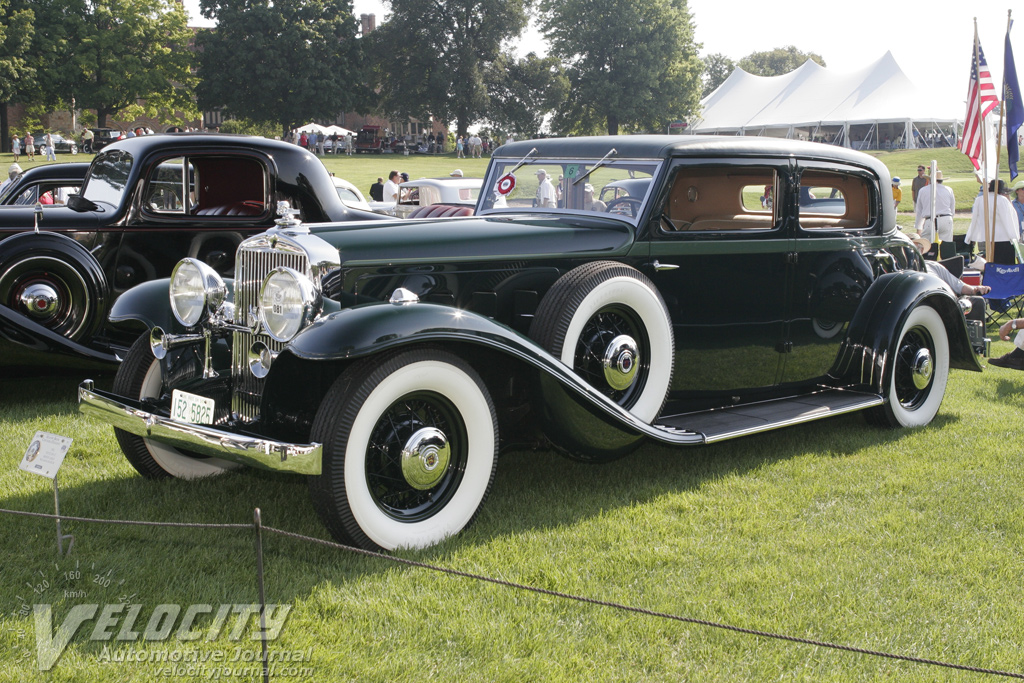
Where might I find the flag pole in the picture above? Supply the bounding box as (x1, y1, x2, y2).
(989, 11, 1013, 261)
(978, 19, 995, 260)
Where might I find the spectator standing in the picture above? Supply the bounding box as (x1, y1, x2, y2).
(534, 169, 556, 208)
(346, 133, 354, 156)
(468, 133, 482, 158)
(0, 163, 22, 196)
(82, 128, 94, 153)
(456, 136, 465, 158)
(913, 169, 954, 246)
(911, 165, 929, 203)
(382, 170, 401, 203)
(11, 134, 20, 162)
(43, 132, 57, 161)
(23, 132, 35, 161)
(891, 177, 902, 210)
(966, 179, 1019, 264)
(316, 132, 326, 156)
(1011, 180, 1024, 240)
(369, 177, 384, 202)
(299, 132, 308, 150)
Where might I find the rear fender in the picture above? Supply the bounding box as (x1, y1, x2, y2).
(831, 271, 982, 392)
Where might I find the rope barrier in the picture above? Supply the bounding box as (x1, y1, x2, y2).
(2, 506, 1022, 679)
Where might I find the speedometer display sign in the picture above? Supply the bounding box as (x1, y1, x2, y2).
(496, 173, 516, 195)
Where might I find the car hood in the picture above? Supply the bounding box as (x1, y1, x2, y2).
(307, 214, 635, 266)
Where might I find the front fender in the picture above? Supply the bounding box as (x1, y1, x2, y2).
(109, 278, 235, 333)
(832, 271, 982, 392)
(278, 302, 691, 452)
(0, 304, 119, 368)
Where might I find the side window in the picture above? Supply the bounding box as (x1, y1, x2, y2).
(663, 166, 778, 232)
(798, 170, 872, 229)
(144, 158, 191, 214)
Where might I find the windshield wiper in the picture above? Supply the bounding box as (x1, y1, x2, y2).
(505, 147, 538, 177)
(572, 148, 618, 186)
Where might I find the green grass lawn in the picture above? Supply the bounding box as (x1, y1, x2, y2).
(2, 141, 1024, 681)
(3, 337, 1024, 681)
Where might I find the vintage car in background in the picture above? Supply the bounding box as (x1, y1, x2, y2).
(0, 162, 88, 206)
(355, 125, 385, 153)
(36, 132, 79, 155)
(331, 176, 372, 212)
(79, 136, 980, 552)
(0, 133, 384, 373)
(87, 128, 124, 151)
(369, 176, 482, 218)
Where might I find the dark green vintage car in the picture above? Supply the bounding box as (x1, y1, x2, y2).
(79, 135, 981, 551)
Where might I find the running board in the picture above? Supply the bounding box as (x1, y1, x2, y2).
(652, 389, 884, 444)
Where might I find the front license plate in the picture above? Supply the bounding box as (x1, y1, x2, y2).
(171, 389, 215, 425)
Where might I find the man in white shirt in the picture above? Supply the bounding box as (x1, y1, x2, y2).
(0, 163, 22, 196)
(914, 169, 956, 245)
(382, 170, 401, 203)
(535, 169, 556, 208)
(965, 179, 1020, 264)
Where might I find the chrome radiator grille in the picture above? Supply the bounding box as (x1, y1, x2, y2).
(231, 244, 310, 421)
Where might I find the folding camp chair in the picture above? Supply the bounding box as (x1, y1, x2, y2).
(982, 262, 1024, 323)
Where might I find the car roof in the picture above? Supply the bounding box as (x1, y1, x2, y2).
(99, 132, 306, 157)
(13, 162, 90, 181)
(492, 135, 888, 176)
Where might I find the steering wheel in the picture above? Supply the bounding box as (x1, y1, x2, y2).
(605, 197, 642, 218)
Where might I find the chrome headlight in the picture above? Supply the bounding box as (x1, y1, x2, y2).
(258, 267, 320, 342)
(170, 258, 227, 327)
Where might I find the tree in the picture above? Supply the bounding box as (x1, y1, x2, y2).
(196, 0, 372, 136)
(737, 45, 825, 77)
(366, 0, 530, 138)
(46, 0, 200, 128)
(539, 0, 702, 136)
(701, 52, 733, 98)
(0, 0, 34, 150)
(484, 52, 567, 139)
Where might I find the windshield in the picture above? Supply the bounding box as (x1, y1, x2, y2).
(478, 155, 661, 224)
(81, 150, 133, 206)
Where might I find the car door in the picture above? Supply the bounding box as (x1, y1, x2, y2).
(780, 162, 882, 386)
(645, 160, 792, 399)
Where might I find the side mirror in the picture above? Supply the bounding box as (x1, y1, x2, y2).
(66, 194, 99, 212)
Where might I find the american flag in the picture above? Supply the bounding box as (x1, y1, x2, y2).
(959, 38, 999, 171)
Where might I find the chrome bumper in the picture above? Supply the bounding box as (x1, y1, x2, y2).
(77, 380, 322, 475)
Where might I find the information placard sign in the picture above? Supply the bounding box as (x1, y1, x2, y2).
(18, 431, 73, 479)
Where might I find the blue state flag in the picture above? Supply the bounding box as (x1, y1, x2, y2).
(1006, 23, 1023, 179)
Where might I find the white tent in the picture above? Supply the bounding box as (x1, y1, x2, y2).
(689, 52, 961, 150)
(295, 122, 328, 134)
(323, 125, 357, 137)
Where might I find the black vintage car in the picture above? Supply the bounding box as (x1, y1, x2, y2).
(79, 135, 981, 551)
(0, 162, 88, 206)
(0, 134, 383, 372)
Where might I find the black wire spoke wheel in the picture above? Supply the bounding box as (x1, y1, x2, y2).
(573, 305, 648, 407)
(0, 256, 92, 339)
(892, 325, 935, 411)
(365, 392, 468, 522)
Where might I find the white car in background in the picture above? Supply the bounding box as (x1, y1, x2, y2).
(331, 176, 372, 212)
(369, 177, 482, 218)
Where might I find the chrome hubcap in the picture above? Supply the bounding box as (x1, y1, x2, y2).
(400, 427, 451, 490)
(911, 348, 933, 390)
(19, 283, 59, 318)
(601, 334, 639, 391)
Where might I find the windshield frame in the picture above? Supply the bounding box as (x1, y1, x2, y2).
(477, 155, 663, 225)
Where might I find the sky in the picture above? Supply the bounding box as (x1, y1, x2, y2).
(183, 0, 1021, 116)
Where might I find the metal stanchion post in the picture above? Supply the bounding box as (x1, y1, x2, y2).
(254, 508, 269, 683)
(53, 477, 74, 555)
